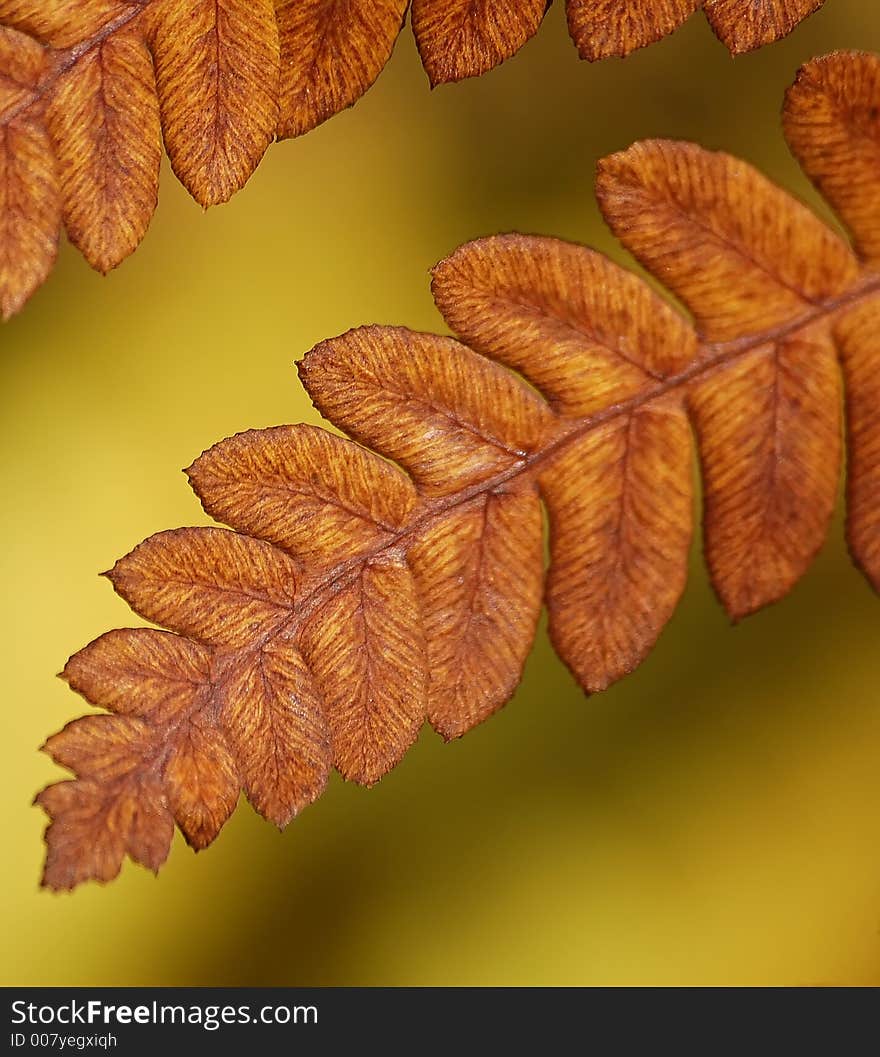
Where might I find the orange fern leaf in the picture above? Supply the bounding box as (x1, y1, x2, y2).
(38, 49, 879, 890)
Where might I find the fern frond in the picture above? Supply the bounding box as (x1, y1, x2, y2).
(38, 49, 880, 890)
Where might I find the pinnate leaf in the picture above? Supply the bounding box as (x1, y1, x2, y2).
(40, 50, 880, 889)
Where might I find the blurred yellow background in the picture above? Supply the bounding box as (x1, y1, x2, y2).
(2, 1, 880, 987)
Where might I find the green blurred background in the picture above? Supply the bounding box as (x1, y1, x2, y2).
(2, 1, 880, 987)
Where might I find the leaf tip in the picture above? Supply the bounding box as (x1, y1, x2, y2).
(38, 874, 74, 895)
(721, 596, 764, 625)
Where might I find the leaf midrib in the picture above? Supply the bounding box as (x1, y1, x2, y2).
(0, 5, 149, 128)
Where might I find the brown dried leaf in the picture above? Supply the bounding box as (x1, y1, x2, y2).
(1, 0, 284, 313)
(46, 24, 160, 272)
(0, 1, 133, 49)
(595, 139, 859, 342)
(162, 717, 239, 849)
(541, 400, 693, 691)
(276, 0, 407, 139)
(148, 0, 279, 207)
(44, 714, 153, 782)
(431, 234, 698, 415)
(567, 0, 700, 61)
(0, 24, 59, 319)
(41, 50, 880, 890)
(62, 627, 212, 724)
(835, 299, 880, 591)
(187, 424, 417, 575)
(784, 50, 880, 266)
(36, 776, 173, 890)
(411, 0, 547, 86)
(218, 638, 330, 824)
(0, 20, 44, 112)
(299, 326, 553, 496)
(300, 555, 427, 785)
(106, 527, 298, 648)
(703, 0, 824, 56)
(689, 335, 841, 618)
(408, 486, 544, 739)
(0, 115, 59, 320)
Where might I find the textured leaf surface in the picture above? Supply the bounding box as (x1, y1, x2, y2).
(37, 776, 173, 890)
(0, 0, 830, 317)
(0, 109, 60, 320)
(595, 139, 859, 342)
(689, 335, 841, 618)
(567, 0, 700, 61)
(218, 638, 330, 825)
(46, 26, 160, 271)
(704, 0, 824, 55)
(149, 0, 279, 207)
(300, 327, 553, 496)
(188, 424, 417, 574)
(41, 50, 880, 889)
(541, 401, 693, 691)
(107, 528, 299, 647)
(432, 234, 699, 414)
(276, 0, 407, 138)
(835, 299, 880, 590)
(784, 50, 880, 266)
(61, 628, 213, 725)
(0, 24, 58, 319)
(412, 0, 547, 86)
(162, 716, 239, 849)
(408, 486, 544, 738)
(0, 1, 133, 49)
(300, 556, 427, 785)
